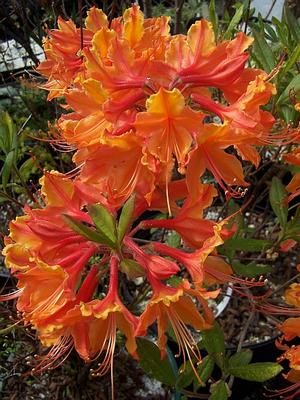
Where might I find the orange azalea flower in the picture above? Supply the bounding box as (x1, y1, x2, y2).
(56, 256, 138, 400)
(134, 88, 202, 173)
(141, 183, 234, 248)
(151, 223, 225, 287)
(37, 7, 107, 99)
(284, 148, 300, 198)
(285, 284, 300, 308)
(136, 277, 212, 375)
(167, 20, 252, 88)
(74, 131, 160, 207)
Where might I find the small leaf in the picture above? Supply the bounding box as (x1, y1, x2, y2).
(277, 74, 300, 105)
(18, 158, 35, 181)
(166, 231, 181, 248)
(269, 177, 288, 228)
(194, 355, 215, 390)
(228, 349, 253, 368)
(209, 380, 229, 400)
(1, 151, 15, 189)
(117, 195, 135, 243)
(62, 214, 113, 246)
(229, 362, 283, 382)
(88, 204, 117, 246)
(120, 259, 145, 279)
(232, 261, 272, 278)
(223, 4, 244, 40)
(201, 322, 225, 369)
(136, 337, 177, 386)
(221, 238, 272, 252)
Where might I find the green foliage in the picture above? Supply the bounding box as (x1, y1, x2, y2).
(117, 195, 136, 243)
(201, 322, 225, 369)
(269, 177, 288, 228)
(228, 362, 283, 382)
(136, 337, 177, 386)
(209, 380, 229, 400)
(88, 204, 117, 246)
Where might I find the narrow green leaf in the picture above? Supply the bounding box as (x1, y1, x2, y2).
(62, 214, 114, 246)
(281, 42, 300, 76)
(1, 151, 15, 189)
(223, 4, 244, 40)
(229, 362, 283, 382)
(252, 30, 276, 72)
(202, 322, 225, 369)
(271, 17, 289, 48)
(136, 337, 177, 386)
(117, 195, 135, 243)
(277, 74, 300, 105)
(194, 355, 215, 390)
(232, 261, 272, 278)
(222, 237, 272, 252)
(283, 5, 300, 42)
(18, 158, 35, 181)
(269, 177, 288, 228)
(228, 349, 253, 368)
(88, 204, 117, 246)
(209, 0, 218, 38)
(209, 380, 229, 400)
(0, 112, 15, 154)
(264, 23, 278, 43)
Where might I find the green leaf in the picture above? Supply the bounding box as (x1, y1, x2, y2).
(209, 380, 229, 400)
(120, 259, 145, 279)
(201, 322, 225, 369)
(62, 214, 114, 246)
(136, 337, 177, 386)
(176, 361, 194, 390)
(18, 158, 35, 181)
(229, 362, 283, 382)
(228, 349, 253, 368)
(166, 231, 181, 248)
(277, 74, 300, 105)
(223, 4, 244, 40)
(281, 42, 300, 76)
(252, 30, 276, 72)
(1, 151, 15, 189)
(269, 177, 288, 228)
(88, 204, 117, 247)
(221, 237, 272, 252)
(209, 0, 218, 38)
(117, 195, 135, 243)
(194, 355, 215, 390)
(232, 261, 272, 278)
(0, 112, 15, 154)
(283, 5, 300, 42)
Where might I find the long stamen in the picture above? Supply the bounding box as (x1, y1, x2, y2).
(168, 307, 203, 383)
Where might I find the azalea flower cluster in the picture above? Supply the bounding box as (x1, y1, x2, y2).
(1, 4, 282, 395)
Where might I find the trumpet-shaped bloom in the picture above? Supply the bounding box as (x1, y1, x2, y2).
(136, 278, 211, 363)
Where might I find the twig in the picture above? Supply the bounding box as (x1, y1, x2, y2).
(228, 308, 255, 389)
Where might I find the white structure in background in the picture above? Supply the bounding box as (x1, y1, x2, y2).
(0, 39, 44, 101)
(0, 38, 44, 73)
(252, 0, 285, 21)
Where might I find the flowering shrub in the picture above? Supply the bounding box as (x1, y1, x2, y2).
(1, 3, 300, 399)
